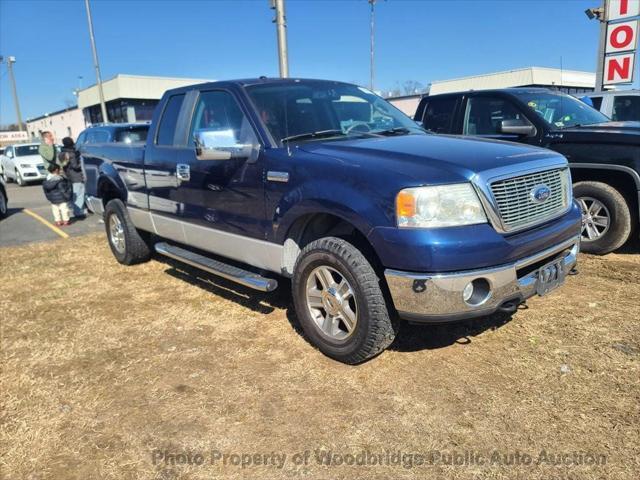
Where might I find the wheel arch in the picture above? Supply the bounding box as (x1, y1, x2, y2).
(281, 212, 384, 278)
(570, 164, 640, 223)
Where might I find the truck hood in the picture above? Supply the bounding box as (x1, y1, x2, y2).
(554, 121, 640, 145)
(299, 134, 565, 185)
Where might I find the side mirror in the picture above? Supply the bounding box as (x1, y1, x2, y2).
(499, 119, 537, 137)
(194, 130, 253, 161)
(6, 150, 13, 158)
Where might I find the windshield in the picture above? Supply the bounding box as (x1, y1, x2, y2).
(116, 127, 149, 144)
(246, 81, 425, 144)
(512, 91, 609, 129)
(15, 145, 40, 156)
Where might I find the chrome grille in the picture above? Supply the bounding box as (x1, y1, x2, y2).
(490, 168, 570, 232)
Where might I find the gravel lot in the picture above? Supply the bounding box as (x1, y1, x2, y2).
(1, 233, 638, 480)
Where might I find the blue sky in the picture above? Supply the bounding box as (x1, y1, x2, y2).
(0, 0, 637, 124)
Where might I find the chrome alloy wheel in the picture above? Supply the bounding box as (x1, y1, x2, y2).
(578, 196, 611, 242)
(305, 265, 358, 341)
(109, 213, 126, 254)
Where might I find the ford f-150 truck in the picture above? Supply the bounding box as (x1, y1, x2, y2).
(415, 88, 640, 254)
(83, 78, 581, 364)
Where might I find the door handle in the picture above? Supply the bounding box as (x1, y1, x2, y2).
(267, 171, 289, 183)
(176, 163, 190, 182)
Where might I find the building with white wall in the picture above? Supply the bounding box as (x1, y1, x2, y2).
(388, 66, 596, 116)
(78, 74, 211, 125)
(26, 106, 86, 142)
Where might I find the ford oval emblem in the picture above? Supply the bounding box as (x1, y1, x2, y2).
(530, 184, 551, 204)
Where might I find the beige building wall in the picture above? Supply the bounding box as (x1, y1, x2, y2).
(389, 96, 422, 116)
(77, 74, 211, 110)
(26, 107, 87, 142)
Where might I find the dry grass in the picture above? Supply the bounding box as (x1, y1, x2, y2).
(1, 233, 639, 480)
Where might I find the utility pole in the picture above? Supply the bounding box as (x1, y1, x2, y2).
(271, 0, 289, 78)
(84, 0, 109, 122)
(369, 0, 376, 91)
(4, 56, 24, 132)
(586, 2, 607, 92)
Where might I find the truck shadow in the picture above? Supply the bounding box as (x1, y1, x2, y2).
(159, 255, 518, 354)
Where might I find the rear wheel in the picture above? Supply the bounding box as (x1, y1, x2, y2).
(2, 170, 12, 183)
(292, 236, 396, 364)
(0, 188, 7, 218)
(104, 198, 152, 265)
(574, 181, 632, 255)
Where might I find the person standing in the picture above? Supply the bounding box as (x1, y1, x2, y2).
(42, 164, 72, 226)
(59, 137, 86, 218)
(38, 131, 58, 170)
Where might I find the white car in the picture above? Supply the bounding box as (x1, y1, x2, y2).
(0, 143, 48, 186)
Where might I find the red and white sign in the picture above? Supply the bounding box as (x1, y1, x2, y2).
(604, 52, 636, 83)
(606, 19, 639, 53)
(607, 0, 640, 21)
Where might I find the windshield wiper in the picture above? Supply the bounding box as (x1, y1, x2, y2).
(375, 127, 415, 136)
(281, 129, 346, 143)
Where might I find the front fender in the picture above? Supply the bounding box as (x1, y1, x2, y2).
(272, 179, 392, 244)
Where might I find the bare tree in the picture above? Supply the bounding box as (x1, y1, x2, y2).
(402, 80, 425, 96)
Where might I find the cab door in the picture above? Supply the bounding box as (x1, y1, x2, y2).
(461, 94, 538, 146)
(175, 89, 265, 241)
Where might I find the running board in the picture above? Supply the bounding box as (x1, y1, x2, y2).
(154, 242, 278, 292)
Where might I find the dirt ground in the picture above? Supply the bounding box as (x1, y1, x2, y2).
(1, 233, 638, 480)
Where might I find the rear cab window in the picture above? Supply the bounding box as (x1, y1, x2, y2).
(421, 97, 458, 133)
(156, 94, 186, 145)
(116, 127, 149, 144)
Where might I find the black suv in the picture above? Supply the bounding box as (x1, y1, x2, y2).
(415, 88, 640, 254)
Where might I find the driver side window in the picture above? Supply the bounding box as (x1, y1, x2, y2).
(189, 90, 257, 151)
(464, 97, 529, 135)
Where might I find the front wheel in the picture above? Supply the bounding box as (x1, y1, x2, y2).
(16, 171, 25, 186)
(292, 236, 397, 364)
(104, 199, 152, 265)
(574, 181, 632, 255)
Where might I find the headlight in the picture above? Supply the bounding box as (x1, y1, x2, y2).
(396, 183, 487, 228)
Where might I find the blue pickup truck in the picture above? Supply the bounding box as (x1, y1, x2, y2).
(82, 78, 581, 364)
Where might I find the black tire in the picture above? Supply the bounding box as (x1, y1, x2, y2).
(0, 188, 7, 219)
(292, 236, 397, 364)
(104, 198, 152, 265)
(574, 181, 632, 255)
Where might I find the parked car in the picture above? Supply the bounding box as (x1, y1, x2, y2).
(586, 89, 640, 122)
(0, 143, 48, 186)
(76, 123, 150, 213)
(415, 88, 640, 254)
(0, 175, 7, 219)
(83, 78, 581, 364)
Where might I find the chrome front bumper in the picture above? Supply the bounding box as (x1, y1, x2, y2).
(385, 235, 580, 323)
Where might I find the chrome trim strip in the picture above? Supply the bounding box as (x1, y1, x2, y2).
(267, 171, 289, 183)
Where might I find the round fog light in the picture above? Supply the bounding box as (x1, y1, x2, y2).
(462, 278, 491, 306)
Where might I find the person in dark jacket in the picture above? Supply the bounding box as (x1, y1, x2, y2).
(59, 137, 86, 218)
(42, 164, 73, 226)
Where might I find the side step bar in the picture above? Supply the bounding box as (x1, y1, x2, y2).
(154, 242, 278, 292)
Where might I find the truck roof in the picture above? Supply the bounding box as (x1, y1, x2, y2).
(425, 87, 563, 98)
(165, 77, 358, 95)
